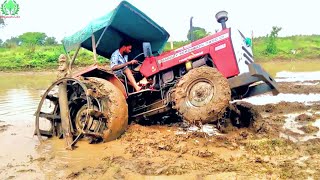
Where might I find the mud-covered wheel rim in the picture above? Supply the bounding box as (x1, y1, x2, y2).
(186, 79, 215, 107)
(173, 66, 231, 124)
(85, 77, 128, 142)
(35, 78, 91, 142)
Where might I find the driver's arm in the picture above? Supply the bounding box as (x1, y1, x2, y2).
(111, 62, 130, 71)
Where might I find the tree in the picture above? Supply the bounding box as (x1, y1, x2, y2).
(18, 32, 47, 45)
(265, 26, 282, 55)
(44, 36, 58, 45)
(4, 36, 20, 48)
(0, 18, 4, 28)
(0, 39, 3, 47)
(187, 27, 208, 41)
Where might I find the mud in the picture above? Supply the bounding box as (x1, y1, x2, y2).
(299, 125, 319, 134)
(34, 122, 319, 180)
(0, 121, 11, 133)
(1, 72, 320, 179)
(295, 113, 318, 122)
(278, 81, 320, 94)
(253, 101, 320, 114)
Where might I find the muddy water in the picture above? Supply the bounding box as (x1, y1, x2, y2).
(0, 61, 319, 179)
(0, 72, 56, 179)
(259, 60, 320, 77)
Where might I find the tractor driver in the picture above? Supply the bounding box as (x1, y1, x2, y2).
(110, 41, 146, 91)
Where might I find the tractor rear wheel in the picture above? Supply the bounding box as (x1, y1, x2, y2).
(85, 78, 128, 142)
(173, 66, 231, 124)
(35, 77, 128, 144)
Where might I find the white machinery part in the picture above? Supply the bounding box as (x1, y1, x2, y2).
(230, 28, 254, 75)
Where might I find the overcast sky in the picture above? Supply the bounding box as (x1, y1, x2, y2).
(0, 0, 319, 42)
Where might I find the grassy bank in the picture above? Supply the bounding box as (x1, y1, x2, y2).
(253, 35, 320, 61)
(0, 45, 106, 71)
(0, 35, 319, 70)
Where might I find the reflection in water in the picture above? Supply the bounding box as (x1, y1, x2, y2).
(259, 60, 320, 77)
(0, 72, 56, 89)
(0, 73, 55, 178)
(0, 89, 39, 118)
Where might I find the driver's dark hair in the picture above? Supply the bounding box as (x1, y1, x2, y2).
(119, 40, 132, 48)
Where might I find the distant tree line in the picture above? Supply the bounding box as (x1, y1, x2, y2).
(187, 26, 209, 41)
(0, 26, 282, 57)
(0, 32, 58, 48)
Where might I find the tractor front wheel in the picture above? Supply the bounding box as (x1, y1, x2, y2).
(173, 66, 231, 124)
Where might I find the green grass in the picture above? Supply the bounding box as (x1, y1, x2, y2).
(253, 35, 320, 60)
(0, 45, 107, 71)
(0, 35, 320, 70)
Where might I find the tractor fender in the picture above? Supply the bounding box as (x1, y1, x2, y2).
(72, 64, 127, 98)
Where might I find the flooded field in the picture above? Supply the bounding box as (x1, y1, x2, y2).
(0, 61, 320, 179)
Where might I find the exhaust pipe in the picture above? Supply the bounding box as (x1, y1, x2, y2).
(189, 16, 194, 42)
(215, 11, 228, 30)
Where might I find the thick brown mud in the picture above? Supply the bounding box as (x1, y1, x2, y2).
(278, 81, 320, 94)
(299, 125, 319, 134)
(29, 122, 319, 180)
(253, 101, 320, 115)
(1, 79, 320, 179)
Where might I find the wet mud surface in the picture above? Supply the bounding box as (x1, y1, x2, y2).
(278, 81, 320, 94)
(1, 75, 320, 179)
(0, 122, 11, 133)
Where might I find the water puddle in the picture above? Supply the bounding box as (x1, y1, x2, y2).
(276, 71, 320, 82)
(175, 124, 221, 136)
(240, 93, 320, 105)
(280, 113, 320, 142)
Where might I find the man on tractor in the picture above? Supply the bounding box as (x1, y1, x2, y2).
(110, 41, 146, 91)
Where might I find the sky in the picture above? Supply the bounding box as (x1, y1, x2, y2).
(0, 0, 319, 42)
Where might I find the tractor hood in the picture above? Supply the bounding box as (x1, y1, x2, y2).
(62, 1, 170, 59)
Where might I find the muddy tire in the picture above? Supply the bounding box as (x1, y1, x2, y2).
(86, 78, 128, 142)
(229, 102, 261, 128)
(217, 102, 262, 133)
(173, 66, 231, 124)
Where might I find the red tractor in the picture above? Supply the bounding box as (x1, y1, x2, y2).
(35, 1, 278, 146)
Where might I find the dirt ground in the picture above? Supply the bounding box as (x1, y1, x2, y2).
(278, 81, 320, 94)
(1, 81, 320, 179)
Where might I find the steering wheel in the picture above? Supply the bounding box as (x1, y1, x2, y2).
(130, 53, 144, 72)
(132, 53, 144, 64)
